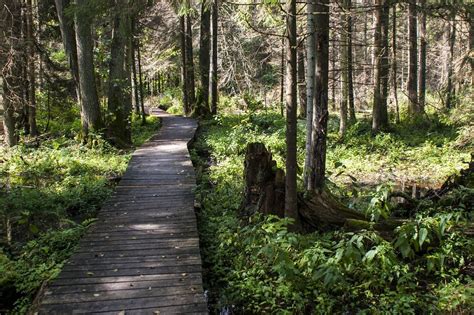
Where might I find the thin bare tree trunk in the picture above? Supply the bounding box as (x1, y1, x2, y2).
(180, 16, 189, 115)
(372, 0, 390, 132)
(131, 18, 140, 115)
(210, 0, 218, 115)
(304, 0, 316, 190)
(346, 0, 356, 123)
(310, 0, 329, 191)
(26, 0, 38, 136)
(185, 9, 196, 111)
(391, 5, 400, 123)
(446, 14, 456, 109)
(285, 0, 299, 225)
(198, 0, 211, 116)
(0, 0, 21, 146)
(418, 0, 427, 113)
(339, 1, 348, 136)
(136, 35, 146, 124)
(280, 35, 285, 116)
(407, 0, 419, 114)
(297, 41, 306, 118)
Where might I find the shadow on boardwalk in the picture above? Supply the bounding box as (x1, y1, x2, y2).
(37, 109, 208, 314)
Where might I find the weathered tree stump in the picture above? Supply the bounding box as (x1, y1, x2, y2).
(241, 142, 285, 217)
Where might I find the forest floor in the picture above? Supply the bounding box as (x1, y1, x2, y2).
(189, 102, 473, 313)
(0, 115, 160, 313)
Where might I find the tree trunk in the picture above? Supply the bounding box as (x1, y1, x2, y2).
(285, 0, 299, 226)
(107, 0, 132, 147)
(330, 32, 336, 112)
(339, 3, 349, 136)
(470, 10, 474, 85)
(185, 9, 196, 111)
(280, 35, 285, 116)
(346, 0, 356, 123)
(210, 0, 218, 115)
(74, 0, 103, 137)
(304, 0, 316, 190)
(297, 40, 306, 119)
(54, 0, 80, 102)
(372, 0, 390, 132)
(1, 0, 22, 146)
(310, 0, 329, 191)
(391, 5, 400, 123)
(407, 0, 419, 114)
(136, 35, 146, 124)
(180, 16, 189, 116)
(131, 18, 140, 115)
(418, 0, 426, 113)
(445, 14, 456, 109)
(198, 0, 211, 116)
(26, 0, 38, 136)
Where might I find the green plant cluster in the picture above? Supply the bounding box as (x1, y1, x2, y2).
(192, 110, 473, 313)
(0, 115, 159, 313)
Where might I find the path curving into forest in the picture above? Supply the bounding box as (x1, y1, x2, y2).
(37, 109, 208, 314)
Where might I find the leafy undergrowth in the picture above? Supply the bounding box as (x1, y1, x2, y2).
(191, 109, 473, 313)
(0, 115, 160, 314)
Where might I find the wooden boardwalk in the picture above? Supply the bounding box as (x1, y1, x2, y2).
(38, 110, 208, 314)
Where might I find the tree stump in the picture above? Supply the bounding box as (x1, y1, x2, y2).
(241, 142, 285, 217)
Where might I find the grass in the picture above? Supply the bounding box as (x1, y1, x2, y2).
(191, 105, 473, 313)
(0, 114, 160, 314)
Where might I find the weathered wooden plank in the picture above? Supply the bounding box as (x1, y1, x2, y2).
(42, 285, 203, 304)
(63, 257, 202, 271)
(58, 264, 202, 278)
(98, 304, 208, 315)
(38, 293, 206, 314)
(38, 110, 206, 314)
(50, 272, 203, 287)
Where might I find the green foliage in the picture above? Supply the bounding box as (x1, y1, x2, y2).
(192, 109, 473, 313)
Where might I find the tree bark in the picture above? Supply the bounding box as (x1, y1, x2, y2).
(26, 0, 38, 136)
(185, 8, 196, 112)
(107, 0, 132, 147)
(285, 0, 299, 226)
(445, 14, 456, 109)
(1, 0, 21, 146)
(297, 40, 306, 119)
(372, 0, 389, 132)
(339, 2, 349, 136)
(391, 5, 400, 123)
(131, 18, 140, 115)
(74, 0, 103, 137)
(346, 0, 356, 123)
(310, 0, 329, 191)
(54, 0, 80, 102)
(280, 35, 285, 116)
(198, 0, 211, 116)
(180, 16, 189, 115)
(418, 0, 426, 113)
(304, 0, 316, 190)
(241, 143, 285, 218)
(210, 0, 218, 115)
(136, 35, 146, 124)
(407, 0, 419, 115)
